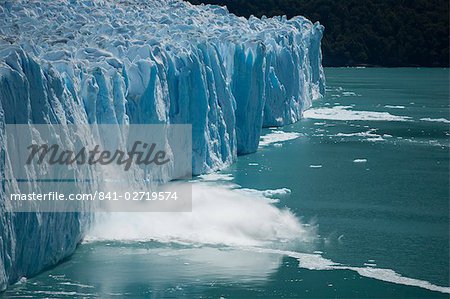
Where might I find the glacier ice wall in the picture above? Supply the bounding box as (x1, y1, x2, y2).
(0, 0, 324, 290)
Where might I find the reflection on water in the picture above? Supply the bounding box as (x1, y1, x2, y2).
(6, 241, 448, 298)
(6, 242, 284, 297)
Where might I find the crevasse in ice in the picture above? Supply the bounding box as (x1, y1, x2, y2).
(0, 0, 324, 290)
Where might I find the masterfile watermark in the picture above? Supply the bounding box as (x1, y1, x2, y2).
(10, 191, 179, 202)
(3, 124, 192, 212)
(26, 141, 171, 171)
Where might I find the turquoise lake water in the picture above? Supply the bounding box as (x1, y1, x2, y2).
(3, 68, 449, 298)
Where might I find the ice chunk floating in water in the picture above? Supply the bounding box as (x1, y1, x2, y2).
(303, 106, 411, 122)
(420, 118, 450, 124)
(0, 0, 324, 290)
(259, 130, 302, 147)
(353, 159, 368, 163)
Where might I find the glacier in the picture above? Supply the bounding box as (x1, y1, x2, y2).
(0, 0, 324, 290)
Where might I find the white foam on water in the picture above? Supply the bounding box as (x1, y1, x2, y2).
(239, 187, 291, 200)
(251, 248, 450, 294)
(59, 282, 95, 289)
(261, 249, 337, 270)
(86, 183, 312, 247)
(303, 106, 412, 122)
(366, 136, 385, 142)
(197, 173, 234, 182)
(384, 105, 406, 109)
(345, 267, 450, 294)
(259, 131, 301, 147)
(420, 117, 450, 124)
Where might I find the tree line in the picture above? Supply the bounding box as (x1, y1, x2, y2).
(186, 0, 449, 67)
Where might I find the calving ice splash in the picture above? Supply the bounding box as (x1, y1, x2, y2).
(0, 0, 324, 290)
(86, 182, 313, 247)
(87, 178, 450, 294)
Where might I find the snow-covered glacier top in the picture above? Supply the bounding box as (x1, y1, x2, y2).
(0, 0, 324, 290)
(2, 0, 316, 64)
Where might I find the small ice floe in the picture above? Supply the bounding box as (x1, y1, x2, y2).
(303, 106, 412, 122)
(335, 129, 379, 138)
(259, 130, 301, 147)
(334, 129, 390, 143)
(384, 105, 405, 109)
(366, 136, 385, 142)
(309, 165, 322, 168)
(420, 118, 450, 124)
(60, 282, 95, 288)
(261, 188, 291, 198)
(198, 173, 234, 181)
(364, 262, 377, 267)
(353, 159, 367, 163)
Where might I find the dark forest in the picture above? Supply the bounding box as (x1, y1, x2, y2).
(187, 0, 449, 67)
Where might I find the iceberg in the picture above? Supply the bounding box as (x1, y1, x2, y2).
(0, 0, 324, 290)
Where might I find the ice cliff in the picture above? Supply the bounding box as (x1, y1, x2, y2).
(0, 0, 324, 290)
